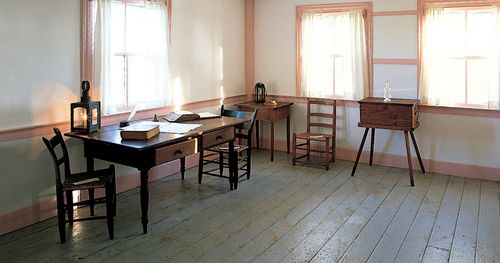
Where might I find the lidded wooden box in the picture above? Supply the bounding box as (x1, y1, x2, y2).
(358, 97, 420, 130)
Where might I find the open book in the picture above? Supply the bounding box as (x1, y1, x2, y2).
(164, 111, 220, 122)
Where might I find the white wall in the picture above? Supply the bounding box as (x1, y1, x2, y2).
(0, 0, 80, 130)
(0, 0, 246, 218)
(169, 0, 245, 105)
(254, 0, 500, 171)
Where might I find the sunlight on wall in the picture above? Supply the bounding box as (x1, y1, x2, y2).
(219, 46, 225, 105)
(172, 76, 184, 110)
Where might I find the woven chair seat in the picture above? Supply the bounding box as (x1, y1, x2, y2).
(63, 170, 113, 191)
(207, 143, 248, 153)
(295, 132, 335, 141)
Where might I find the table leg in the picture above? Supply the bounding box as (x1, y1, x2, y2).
(351, 128, 369, 177)
(198, 137, 204, 184)
(256, 120, 260, 149)
(404, 131, 415, 187)
(286, 117, 291, 154)
(410, 131, 426, 173)
(369, 128, 375, 166)
(139, 168, 150, 234)
(180, 157, 186, 180)
(270, 121, 275, 162)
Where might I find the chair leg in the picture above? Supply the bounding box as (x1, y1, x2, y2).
(219, 152, 224, 176)
(56, 192, 66, 244)
(247, 148, 251, 180)
(105, 184, 114, 240)
(325, 138, 330, 171)
(112, 174, 117, 217)
(292, 134, 297, 166)
(306, 140, 311, 160)
(66, 191, 74, 225)
(332, 140, 336, 163)
(232, 151, 238, 190)
(88, 189, 95, 216)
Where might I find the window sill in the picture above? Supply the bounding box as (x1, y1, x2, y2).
(420, 104, 500, 119)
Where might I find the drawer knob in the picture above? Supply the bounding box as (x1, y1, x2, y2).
(216, 135, 223, 140)
(175, 149, 183, 155)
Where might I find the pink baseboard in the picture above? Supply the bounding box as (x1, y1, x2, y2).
(259, 138, 500, 182)
(0, 155, 199, 237)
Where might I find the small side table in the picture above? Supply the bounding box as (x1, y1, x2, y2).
(351, 97, 426, 186)
(236, 101, 293, 162)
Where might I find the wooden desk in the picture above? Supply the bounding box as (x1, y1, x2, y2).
(351, 97, 426, 186)
(65, 116, 246, 234)
(235, 101, 293, 162)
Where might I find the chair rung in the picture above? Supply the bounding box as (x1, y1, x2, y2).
(295, 159, 330, 167)
(202, 171, 230, 179)
(295, 147, 333, 154)
(309, 112, 335, 118)
(308, 99, 336, 105)
(310, 122, 334, 128)
(294, 154, 308, 160)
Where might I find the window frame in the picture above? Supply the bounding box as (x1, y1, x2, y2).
(417, 0, 500, 110)
(295, 2, 373, 99)
(81, 0, 172, 112)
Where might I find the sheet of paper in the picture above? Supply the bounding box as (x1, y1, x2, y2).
(137, 121, 202, 134)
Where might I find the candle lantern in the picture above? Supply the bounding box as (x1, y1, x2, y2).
(252, 82, 267, 103)
(70, 81, 101, 134)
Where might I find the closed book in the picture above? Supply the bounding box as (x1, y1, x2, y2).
(120, 124, 160, 140)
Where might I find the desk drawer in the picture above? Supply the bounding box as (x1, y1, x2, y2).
(203, 127, 234, 148)
(155, 139, 197, 165)
(360, 103, 418, 129)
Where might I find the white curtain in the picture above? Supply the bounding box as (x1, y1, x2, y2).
(95, 0, 169, 115)
(420, 7, 500, 108)
(301, 10, 366, 99)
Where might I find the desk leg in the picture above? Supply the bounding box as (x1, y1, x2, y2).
(180, 157, 186, 180)
(404, 131, 415, 187)
(351, 128, 369, 177)
(139, 168, 150, 234)
(270, 121, 275, 162)
(369, 128, 375, 166)
(286, 117, 291, 154)
(255, 121, 260, 149)
(410, 131, 426, 173)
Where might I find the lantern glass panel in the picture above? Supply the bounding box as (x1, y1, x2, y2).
(73, 107, 88, 129)
(91, 108, 99, 126)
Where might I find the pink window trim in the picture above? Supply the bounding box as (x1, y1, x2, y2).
(417, 0, 500, 111)
(80, 0, 172, 99)
(295, 2, 373, 98)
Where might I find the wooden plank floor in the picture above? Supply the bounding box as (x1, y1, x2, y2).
(0, 150, 498, 263)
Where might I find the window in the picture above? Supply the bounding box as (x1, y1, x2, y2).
(419, 1, 500, 109)
(296, 3, 372, 100)
(85, 0, 171, 115)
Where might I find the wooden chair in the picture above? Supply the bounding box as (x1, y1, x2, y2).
(42, 128, 116, 243)
(292, 98, 336, 170)
(198, 106, 258, 190)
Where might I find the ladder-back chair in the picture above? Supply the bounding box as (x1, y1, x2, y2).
(42, 128, 116, 243)
(292, 98, 336, 170)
